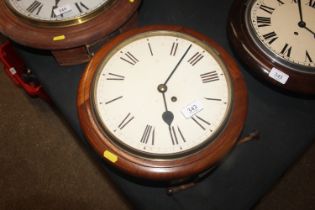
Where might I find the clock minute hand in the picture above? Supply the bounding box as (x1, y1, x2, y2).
(164, 44, 192, 86)
(297, 0, 305, 27)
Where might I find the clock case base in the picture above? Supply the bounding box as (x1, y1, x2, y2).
(227, 0, 315, 95)
(0, 0, 141, 66)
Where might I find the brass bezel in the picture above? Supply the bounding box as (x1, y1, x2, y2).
(90, 30, 234, 160)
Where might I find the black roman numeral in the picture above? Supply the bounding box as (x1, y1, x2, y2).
(147, 39, 153, 56)
(27, 1, 43, 14)
(118, 113, 134, 130)
(280, 43, 292, 57)
(306, 51, 313, 63)
(75, 2, 89, 13)
(188, 52, 204, 66)
(259, 5, 275, 14)
(201, 71, 219, 83)
(106, 73, 125, 81)
(263, 31, 278, 44)
(120, 51, 139, 65)
(170, 41, 179, 56)
(140, 125, 155, 145)
(205, 97, 222, 101)
(309, 0, 315, 8)
(169, 126, 186, 145)
(277, 0, 285, 5)
(105, 96, 123, 105)
(191, 115, 211, 130)
(257, 16, 271, 27)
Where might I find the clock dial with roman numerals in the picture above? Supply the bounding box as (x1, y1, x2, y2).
(248, 0, 315, 69)
(78, 25, 247, 180)
(6, 0, 112, 23)
(228, 0, 315, 94)
(93, 30, 232, 156)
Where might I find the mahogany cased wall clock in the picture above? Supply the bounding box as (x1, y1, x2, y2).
(0, 0, 141, 65)
(77, 25, 248, 181)
(228, 0, 315, 94)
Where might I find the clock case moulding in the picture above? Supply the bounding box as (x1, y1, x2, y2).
(77, 25, 248, 182)
(0, 0, 141, 66)
(227, 0, 315, 95)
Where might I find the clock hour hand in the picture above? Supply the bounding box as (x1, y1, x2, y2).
(159, 91, 175, 144)
(52, 0, 62, 17)
(158, 84, 174, 126)
(304, 26, 315, 39)
(162, 111, 174, 126)
(53, 0, 61, 8)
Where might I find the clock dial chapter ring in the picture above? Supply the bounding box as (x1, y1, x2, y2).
(227, 0, 315, 94)
(77, 25, 248, 181)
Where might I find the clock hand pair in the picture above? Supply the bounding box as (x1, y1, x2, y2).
(158, 44, 192, 143)
(297, 0, 315, 38)
(158, 44, 192, 126)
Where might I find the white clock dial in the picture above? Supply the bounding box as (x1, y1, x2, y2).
(6, 0, 111, 22)
(93, 31, 232, 157)
(248, 0, 315, 69)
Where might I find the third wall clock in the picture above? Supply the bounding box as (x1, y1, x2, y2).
(228, 0, 315, 94)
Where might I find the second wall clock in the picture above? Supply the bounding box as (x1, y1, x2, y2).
(228, 0, 315, 94)
(0, 0, 141, 66)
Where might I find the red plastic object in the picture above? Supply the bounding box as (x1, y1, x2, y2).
(0, 41, 51, 103)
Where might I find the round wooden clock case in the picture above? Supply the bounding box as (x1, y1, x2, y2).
(0, 0, 141, 66)
(77, 25, 248, 181)
(228, 0, 315, 94)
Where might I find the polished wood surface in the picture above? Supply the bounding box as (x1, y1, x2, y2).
(77, 25, 248, 181)
(227, 0, 315, 95)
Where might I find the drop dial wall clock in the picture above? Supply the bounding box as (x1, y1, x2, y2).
(77, 25, 248, 181)
(228, 0, 315, 94)
(0, 0, 141, 66)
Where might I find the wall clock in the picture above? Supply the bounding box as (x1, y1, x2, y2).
(0, 0, 141, 66)
(77, 25, 247, 181)
(228, 0, 315, 94)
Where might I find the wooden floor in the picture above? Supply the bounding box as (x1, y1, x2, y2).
(0, 64, 315, 210)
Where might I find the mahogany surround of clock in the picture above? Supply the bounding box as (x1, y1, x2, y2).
(77, 25, 247, 181)
(228, 0, 315, 94)
(0, 0, 141, 66)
